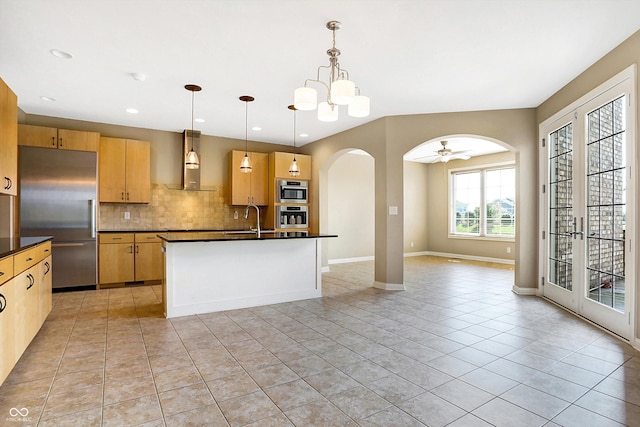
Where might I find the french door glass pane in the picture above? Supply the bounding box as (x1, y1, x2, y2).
(586, 95, 626, 312)
(548, 123, 573, 290)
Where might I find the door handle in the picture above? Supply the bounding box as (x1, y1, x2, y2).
(0, 293, 6, 314)
(90, 199, 97, 239)
(51, 136, 56, 147)
(59, 137, 63, 147)
(26, 274, 34, 290)
(44, 261, 51, 275)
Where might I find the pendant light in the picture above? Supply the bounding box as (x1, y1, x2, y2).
(294, 20, 370, 121)
(239, 95, 254, 173)
(184, 84, 201, 169)
(288, 105, 300, 177)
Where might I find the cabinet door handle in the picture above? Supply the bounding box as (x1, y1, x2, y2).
(135, 245, 139, 254)
(26, 257, 33, 262)
(121, 192, 125, 200)
(59, 137, 63, 147)
(0, 293, 6, 314)
(126, 192, 130, 200)
(26, 274, 34, 290)
(4, 177, 11, 190)
(0, 272, 3, 277)
(51, 136, 56, 147)
(44, 261, 51, 275)
(112, 237, 122, 240)
(128, 245, 133, 254)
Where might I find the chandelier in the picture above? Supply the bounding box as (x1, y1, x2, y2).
(294, 20, 370, 122)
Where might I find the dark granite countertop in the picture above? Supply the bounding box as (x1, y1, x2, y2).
(0, 236, 53, 258)
(158, 231, 337, 243)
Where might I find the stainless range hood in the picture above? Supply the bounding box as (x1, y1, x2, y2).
(182, 130, 201, 190)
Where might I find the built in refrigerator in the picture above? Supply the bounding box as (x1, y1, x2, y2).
(19, 146, 97, 289)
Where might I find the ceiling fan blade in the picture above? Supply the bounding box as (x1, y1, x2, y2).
(450, 154, 470, 160)
(414, 154, 440, 161)
(430, 157, 444, 164)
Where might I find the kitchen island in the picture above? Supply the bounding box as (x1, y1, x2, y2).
(158, 231, 336, 318)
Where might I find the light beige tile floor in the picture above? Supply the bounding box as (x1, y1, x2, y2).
(1, 256, 639, 426)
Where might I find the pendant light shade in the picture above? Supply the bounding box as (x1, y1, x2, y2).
(185, 84, 201, 169)
(239, 95, 255, 173)
(318, 101, 338, 122)
(294, 87, 317, 111)
(330, 79, 355, 105)
(348, 94, 370, 118)
(288, 105, 301, 177)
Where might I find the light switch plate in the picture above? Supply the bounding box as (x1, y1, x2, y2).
(124, 212, 130, 220)
(389, 206, 398, 215)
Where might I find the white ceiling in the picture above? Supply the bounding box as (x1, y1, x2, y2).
(1, 0, 639, 147)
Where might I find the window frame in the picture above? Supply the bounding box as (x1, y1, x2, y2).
(448, 161, 516, 242)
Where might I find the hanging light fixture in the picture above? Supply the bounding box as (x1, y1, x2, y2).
(184, 84, 201, 169)
(287, 105, 301, 177)
(239, 95, 254, 173)
(294, 20, 370, 121)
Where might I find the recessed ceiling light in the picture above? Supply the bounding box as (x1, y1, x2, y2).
(299, 133, 309, 137)
(126, 108, 139, 114)
(40, 96, 56, 102)
(252, 126, 262, 131)
(195, 118, 205, 123)
(50, 49, 72, 59)
(132, 72, 146, 81)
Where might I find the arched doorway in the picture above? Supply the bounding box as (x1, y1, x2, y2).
(403, 135, 518, 268)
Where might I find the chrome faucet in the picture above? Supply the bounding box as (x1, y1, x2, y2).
(244, 203, 261, 238)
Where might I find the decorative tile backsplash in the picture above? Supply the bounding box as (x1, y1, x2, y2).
(99, 184, 260, 231)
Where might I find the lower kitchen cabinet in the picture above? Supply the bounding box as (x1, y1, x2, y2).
(0, 241, 52, 386)
(134, 233, 163, 281)
(98, 233, 163, 286)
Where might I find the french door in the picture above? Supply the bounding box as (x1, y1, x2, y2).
(541, 69, 635, 340)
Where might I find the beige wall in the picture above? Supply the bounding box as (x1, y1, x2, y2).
(536, 29, 640, 340)
(425, 151, 516, 261)
(404, 160, 429, 254)
(302, 109, 538, 290)
(327, 152, 375, 261)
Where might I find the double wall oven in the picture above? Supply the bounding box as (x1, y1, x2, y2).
(275, 179, 309, 235)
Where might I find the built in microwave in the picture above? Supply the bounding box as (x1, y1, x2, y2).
(278, 180, 308, 203)
(276, 205, 308, 229)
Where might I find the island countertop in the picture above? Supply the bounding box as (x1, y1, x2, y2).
(157, 231, 337, 243)
(0, 236, 53, 258)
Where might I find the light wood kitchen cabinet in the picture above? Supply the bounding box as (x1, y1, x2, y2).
(270, 152, 311, 180)
(99, 137, 150, 203)
(98, 233, 135, 284)
(134, 233, 163, 281)
(0, 77, 18, 196)
(0, 241, 52, 386)
(228, 150, 268, 205)
(39, 255, 52, 325)
(18, 124, 99, 152)
(98, 233, 162, 286)
(14, 265, 40, 359)
(0, 276, 16, 385)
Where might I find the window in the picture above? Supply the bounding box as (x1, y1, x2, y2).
(451, 166, 515, 238)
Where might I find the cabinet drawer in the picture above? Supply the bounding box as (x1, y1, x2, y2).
(39, 241, 52, 260)
(14, 247, 39, 274)
(135, 233, 161, 243)
(0, 256, 13, 286)
(99, 233, 134, 244)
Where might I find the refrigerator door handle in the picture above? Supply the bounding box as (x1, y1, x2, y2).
(90, 199, 97, 239)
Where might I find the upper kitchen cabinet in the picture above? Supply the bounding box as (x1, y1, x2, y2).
(228, 150, 268, 205)
(99, 137, 150, 203)
(0, 77, 18, 196)
(270, 152, 311, 180)
(18, 124, 99, 152)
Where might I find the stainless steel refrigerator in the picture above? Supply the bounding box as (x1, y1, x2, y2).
(19, 146, 97, 289)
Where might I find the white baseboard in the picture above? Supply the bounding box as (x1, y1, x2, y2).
(404, 251, 430, 257)
(328, 256, 374, 264)
(320, 266, 331, 273)
(424, 251, 515, 265)
(512, 284, 538, 295)
(634, 338, 640, 352)
(373, 281, 405, 291)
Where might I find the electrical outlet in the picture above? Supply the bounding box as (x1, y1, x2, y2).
(234, 211, 238, 220)
(506, 247, 511, 254)
(410, 241, 414, 248)
(124, 212, 130, 220)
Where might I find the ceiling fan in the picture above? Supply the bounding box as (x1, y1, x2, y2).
(417, 140, 471, 163)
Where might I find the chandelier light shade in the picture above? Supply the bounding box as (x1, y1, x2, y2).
(184, 84, 201, 170)
(287, 105, 301, 177)
(294, 20, 369, 121)
(239, 95, 255, 173)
